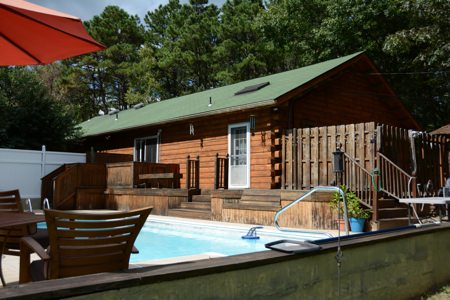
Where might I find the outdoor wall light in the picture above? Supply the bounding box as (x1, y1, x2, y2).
(189, 123, 195, 135)
(333, 147, 344, 173)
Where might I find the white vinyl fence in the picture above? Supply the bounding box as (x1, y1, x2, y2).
(0, 146, 85, 199)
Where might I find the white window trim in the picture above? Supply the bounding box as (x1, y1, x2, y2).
(228, 122, 250, 189)
(133, 134, 160, 163)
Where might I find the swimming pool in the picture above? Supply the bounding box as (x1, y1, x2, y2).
(130, 216, 332, 263)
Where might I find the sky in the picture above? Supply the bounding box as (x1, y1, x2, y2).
(28, 0, 224, 21)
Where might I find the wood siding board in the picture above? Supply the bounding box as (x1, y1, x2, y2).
(305, 128, 311, 189)
(297, 128, 303, 189)
(312, 127, 319, 187)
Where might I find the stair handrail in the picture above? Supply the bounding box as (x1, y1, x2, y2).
(378, 152, 415, 200)
(274, 186, 349, 236)
(342, 152, 374, 208)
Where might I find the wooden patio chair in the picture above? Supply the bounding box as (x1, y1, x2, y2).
(0, 189, 48, 285)
(20, 207, 152, 282)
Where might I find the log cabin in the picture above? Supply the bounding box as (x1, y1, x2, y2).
(69, 52, 446, 230)
(79, 52, 418, 190)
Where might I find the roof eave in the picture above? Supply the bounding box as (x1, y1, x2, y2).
(82, 99, 276, 138)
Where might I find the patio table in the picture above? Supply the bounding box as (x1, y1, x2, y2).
(398, 197, 450, 225)
(0, 212, 45, 286)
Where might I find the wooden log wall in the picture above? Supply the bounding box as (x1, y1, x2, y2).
(290, 66, 419, 130)
(282, 122, 376, 190)
(90, 108, 281, 190)
(159, 108, 279, 189)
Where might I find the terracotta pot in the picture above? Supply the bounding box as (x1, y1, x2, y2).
(336, 218, 347, 231)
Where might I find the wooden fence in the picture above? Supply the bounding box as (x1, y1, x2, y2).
(282, 122, 376, 190)
(413, 133, 449, 191)
(377, 125, 414, 174)
(378, 125, 449, 195)
(282, 122, 449, 202)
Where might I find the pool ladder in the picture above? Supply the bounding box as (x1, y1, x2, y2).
(25, 198, 50, 213)
(274, 186, 349, 237)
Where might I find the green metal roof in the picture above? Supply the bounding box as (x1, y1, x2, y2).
(79, 52, 363, 137)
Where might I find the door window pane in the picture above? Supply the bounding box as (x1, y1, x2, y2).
(229, 123, 249, 188)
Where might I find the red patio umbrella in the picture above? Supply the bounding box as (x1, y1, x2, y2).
(0, 0, 105, 66)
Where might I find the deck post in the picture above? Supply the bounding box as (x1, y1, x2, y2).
(195, 156, 200, 190)
(224, 154, 229, 189)
(186, 155, 191, 189)
(214, 153, 219, 189)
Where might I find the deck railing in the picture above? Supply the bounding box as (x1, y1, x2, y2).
(377, 152, 415, 200)
(47, 163, 106, 209)
(186, 155, 200, 190)
(214, 153, 229, 189)
(342, 152, 374, 208)
(41, 164, 73, 205)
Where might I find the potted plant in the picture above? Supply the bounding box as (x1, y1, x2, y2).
(330, 185, 371, 232)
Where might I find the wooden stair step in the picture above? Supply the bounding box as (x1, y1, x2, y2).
(167, 208, 211, 220)
(191, 195, 211, 202)
(375, 217, 412, 230)
(180, 202, 211, 210)
(378, 198, 399, 208)
(199, 189, 212, 195)
(378, 207, 409, 219)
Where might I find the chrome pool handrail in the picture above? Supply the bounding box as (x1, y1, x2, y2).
(274, 186, 349, 236)
(42, 198, 50, 209)
(25, 198, 33, 212)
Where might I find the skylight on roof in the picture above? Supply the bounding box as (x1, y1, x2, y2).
(235, 81, 270, 96)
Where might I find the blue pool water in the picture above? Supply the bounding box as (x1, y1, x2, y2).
(38, 216, 331, 263)
(130, 217, 329, 263)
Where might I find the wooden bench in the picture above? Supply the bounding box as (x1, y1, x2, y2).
(138, 173, 182, 188)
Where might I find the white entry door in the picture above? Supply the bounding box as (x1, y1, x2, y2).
(228, 123, 250, 188)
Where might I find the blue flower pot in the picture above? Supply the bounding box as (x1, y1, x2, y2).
(349, 217, 366, 232)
